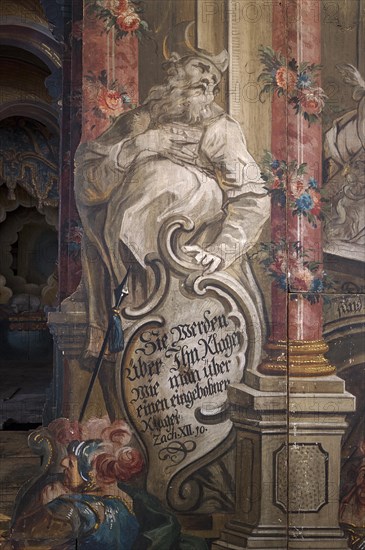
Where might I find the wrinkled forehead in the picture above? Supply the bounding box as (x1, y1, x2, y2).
(181, 56, 222, 83)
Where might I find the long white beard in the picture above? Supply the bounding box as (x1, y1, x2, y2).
(145, 83, 213, 125)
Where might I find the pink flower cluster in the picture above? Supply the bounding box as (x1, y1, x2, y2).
(269, 249, 317, 291)
(84, 69, 132, 119)
(274, 66, 326, 116)
(288, 253, 317, 292)
(296, 87, 326, 116)
(104, 0, 140, 32)
(97, 88, 125, 117)
(261, 152, 323, 227)
(289, 177, 322, 217)
(270, 249, 287, 278)
(275, 66, 297, 93)
(258, 241, 326, 300)
(258, 46, 327, 123)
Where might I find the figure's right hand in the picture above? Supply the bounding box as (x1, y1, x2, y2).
(182, 245, 223, 274)
(137, 127, 200, 164)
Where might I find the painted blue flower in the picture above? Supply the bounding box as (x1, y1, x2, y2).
(277, 273, 287, 290)
(311, 278, 324, 292)
(308, 176, 318, 188)
(295, 192, 313, 212)
(278, 192, 286, 207)
(276, 169, 284, 179)
(68, 241, 80, 251)
(271, 159, 280, 169)
(297, 72, 311, 89)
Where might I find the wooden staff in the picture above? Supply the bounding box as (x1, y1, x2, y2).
(79, 270, 129, 422)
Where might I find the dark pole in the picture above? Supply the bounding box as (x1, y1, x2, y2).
(79, 270, 129, 422)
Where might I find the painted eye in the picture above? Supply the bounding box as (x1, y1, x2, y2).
(192, 62, 210, 74)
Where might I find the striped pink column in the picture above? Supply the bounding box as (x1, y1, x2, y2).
(259, 0, 334, 377)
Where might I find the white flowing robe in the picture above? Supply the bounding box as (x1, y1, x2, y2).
(75, 107, 270, 356)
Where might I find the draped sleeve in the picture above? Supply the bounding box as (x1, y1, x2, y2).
(74, 107, 151, 207)
(199, 115, 270, 265)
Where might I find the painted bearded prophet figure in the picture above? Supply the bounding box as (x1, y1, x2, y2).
(74, 40, 270, 360)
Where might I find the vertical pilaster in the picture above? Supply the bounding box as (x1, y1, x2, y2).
(259, 0, 334, 377)
(58, 0, 83, 304)
(213, 2, 356, 548)
(49, 1, 139, 419)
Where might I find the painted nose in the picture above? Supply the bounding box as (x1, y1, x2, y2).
(202, 78, 216, 90)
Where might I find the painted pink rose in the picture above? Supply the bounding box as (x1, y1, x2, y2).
(288, 253, 302, 273)
(116, 9, 140, 32)
(68, 225, 83, 244)
(97, 88, 124, 116)
(309, 188, 321, 215)
(272, 176, 282, 189)
(117, 0, 130, 11)
(271, 251, 287, 275)
(104, 0, 128, 15)
(298, 87, 326, 115)
(275, 66, 297, 93)
(291, 267, 314, 291)
(290, 178, 306, 199)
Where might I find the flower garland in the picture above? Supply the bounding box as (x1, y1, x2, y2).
(258, 46, 327, 125)
(252, 241, 334, 304)
(86, 0, 149, 40)
(261, 151, 323, 228)
(84, 70, 134, 120)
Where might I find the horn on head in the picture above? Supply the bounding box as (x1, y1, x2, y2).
(162, 34, 171, 60)
(162, 20, 195, 60)
(162, 20, 229, 73)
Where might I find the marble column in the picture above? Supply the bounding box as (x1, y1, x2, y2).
(258, 0, 333, 378)
(213, 1, 356, 548)
(58, 0, 83, 303)
(43, 0, 83, 422)
(48, 1, 139, 419)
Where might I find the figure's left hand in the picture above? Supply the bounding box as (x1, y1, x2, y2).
(182, 245, 222, 274)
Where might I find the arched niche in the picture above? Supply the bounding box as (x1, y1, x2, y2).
(0, 23, 63, 108)
(0, 116, 59, 306)
(0, 206, 58, 302)
(0, 22, 62, 73)
(0, 102, 59, 134)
